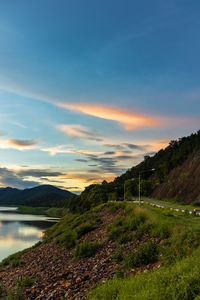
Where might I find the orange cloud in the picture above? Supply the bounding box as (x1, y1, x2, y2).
(59, 103, 160, 130)
(8, 139, 38, 148)
(0, 139, 38, 150)
(60, 173, 114, 183)
(139, 139, 170, 152)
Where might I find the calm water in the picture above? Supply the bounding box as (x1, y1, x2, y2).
(0, 207, 57, 262)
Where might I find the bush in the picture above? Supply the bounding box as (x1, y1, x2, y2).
(74, 242, 102, 259)
(150, 223, 171, 239)
(7, 276, 36, 300)
(90, 247, 200, 300)
(124, 241, 158, 268)
(76, 223, 97, 238)
(112, 247, 124, 263)
(0, 251, 25, 269)
(124, 213, 146, 231)
(163, 228, 200, 264)
(136, 222, 155, 238)
(0, 284, 5, 297)
(117, 233, 131, 244)
(108, 226, 124, 241)
(56, 230, 77, 249)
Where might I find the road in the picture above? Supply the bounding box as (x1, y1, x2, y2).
(140, 198, 197, 214)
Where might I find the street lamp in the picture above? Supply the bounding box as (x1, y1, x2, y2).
(124, 178, 135, 201)
(139, 168, 155, 206)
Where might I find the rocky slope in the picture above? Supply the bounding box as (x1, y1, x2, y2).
(152, 150, 200, 204)
(0, 205, 161, 299)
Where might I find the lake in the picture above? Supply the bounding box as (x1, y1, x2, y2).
(0, 206, 57, 262)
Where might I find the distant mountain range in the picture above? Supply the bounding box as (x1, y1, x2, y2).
(0, 185, 74, 207)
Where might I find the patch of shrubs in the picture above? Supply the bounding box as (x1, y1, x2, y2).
(124, 241, 159, 268)
(56, 230, 77, 249)
(124, 213, 147, 231)
(112, 247, 124, 263)
(76, 223, 97, 238)
(162, 228, 200, 264)
(151, 223, 171, 239)
(74, 241, 102, 259)
(0, 251, 25, 269)
(7, 276, 36, 300)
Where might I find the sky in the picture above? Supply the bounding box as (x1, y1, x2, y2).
(0, 0, 200, 192)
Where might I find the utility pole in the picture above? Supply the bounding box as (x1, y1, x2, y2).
(139, 172, 141, 206)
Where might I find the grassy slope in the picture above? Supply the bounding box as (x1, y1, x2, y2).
(1, 202, 200, 299)
(44, 202, 200, 299)
(89, 203, 200, 300)
(90, 248, 200, 300)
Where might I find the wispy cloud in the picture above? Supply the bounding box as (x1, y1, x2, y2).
(57, 124, 103, 141)
(41, 144, 102, 156)
(59, 103, 159, 130)
(0, 138, 39, 150)
(17, 169, 64, 178)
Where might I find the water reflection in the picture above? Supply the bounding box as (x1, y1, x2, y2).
(0, 207, 57, 262)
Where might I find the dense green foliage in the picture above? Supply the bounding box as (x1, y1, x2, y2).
(0, 184, 73, 206)
(17, 206, 69, 217)
(17, 206, 48, 215)
(45, 207, 69, 217)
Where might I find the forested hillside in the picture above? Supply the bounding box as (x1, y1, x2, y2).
(0, 185, 74, 207)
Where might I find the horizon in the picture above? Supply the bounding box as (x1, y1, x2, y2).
(0, 1, 200, 192)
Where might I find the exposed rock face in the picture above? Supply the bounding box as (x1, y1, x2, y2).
(152, 150, 200, 204)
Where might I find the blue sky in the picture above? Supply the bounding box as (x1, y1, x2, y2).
(0, 0, 200, 191)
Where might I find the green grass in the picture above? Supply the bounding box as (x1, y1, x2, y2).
(0, 250, 26, 269)
(3, 201, 200, 299)
(76, 223, 97, 238)
(90, 247, 200, 300)
(112, 247, 124, 263)
(45, 210, 102, 242)
(0, 241, 42, 270)
(90, 202, 200, 299)
(7, 276, 37, 300)
(55, 230, 77, 249)
(123, 241, 159, 269)
(74, 241, 102, 259)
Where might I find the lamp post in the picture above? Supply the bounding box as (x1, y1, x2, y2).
(124, 178, 135, 201)
(139, 168, 155, 206)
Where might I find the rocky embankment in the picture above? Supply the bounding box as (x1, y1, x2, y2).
(152, 150, 200, 204)
(0, 206, 160, 299)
